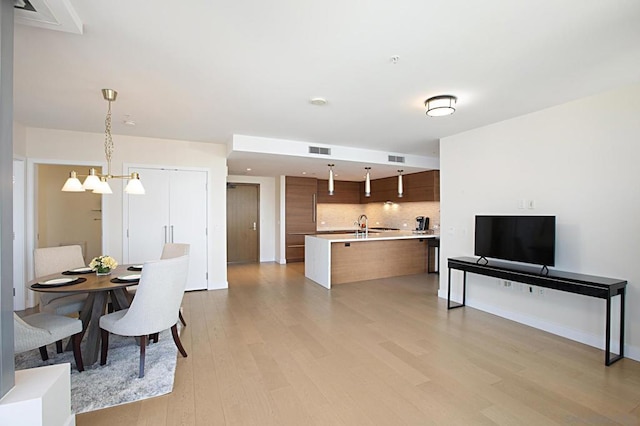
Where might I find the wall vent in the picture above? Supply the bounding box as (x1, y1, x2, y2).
(309, 146, 331, 155)
(388, 155, 405, 163)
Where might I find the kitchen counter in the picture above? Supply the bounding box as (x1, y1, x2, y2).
(305, 232, 438, 288)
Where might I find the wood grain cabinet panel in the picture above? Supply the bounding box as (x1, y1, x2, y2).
(331, 239, 428, 284)
(317, 179, 361, 204)
(361, 170, 440, 203)
(285, 177, 317, 262)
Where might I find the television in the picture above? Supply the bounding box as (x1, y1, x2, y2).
(474, 215, 556, 266)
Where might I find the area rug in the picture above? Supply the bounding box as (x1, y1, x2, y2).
(15, 328, 179, 414)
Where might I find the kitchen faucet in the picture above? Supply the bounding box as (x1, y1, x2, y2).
(356, 214, 368, 236)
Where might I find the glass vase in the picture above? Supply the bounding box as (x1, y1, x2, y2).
(96, 267, 111, 276)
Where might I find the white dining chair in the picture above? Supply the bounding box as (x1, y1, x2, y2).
(100, 255, 189, 378)
(34, 245, 89, 316)
(14, 312, 85, 372)
(128, 243, 190, 326)
(161, 243, 190, 326)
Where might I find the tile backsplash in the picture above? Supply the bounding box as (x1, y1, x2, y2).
(317, 201, 440, 231)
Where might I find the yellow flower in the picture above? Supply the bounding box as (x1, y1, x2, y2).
(90, 255, 118, 271)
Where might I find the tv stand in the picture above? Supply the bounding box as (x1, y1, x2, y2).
(447, 256, 626, 366)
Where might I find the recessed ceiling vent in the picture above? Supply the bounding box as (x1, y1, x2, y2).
(309, 146, 331, 155)
(388, 155, 405, 163)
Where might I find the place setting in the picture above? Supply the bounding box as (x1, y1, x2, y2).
(62, 266, 95, 275)
(31, 276, 87, 289)
(110, 273, 141, 284)
(127, 264, 143, 271)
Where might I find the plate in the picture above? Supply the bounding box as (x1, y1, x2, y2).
(118, 274, 141, 281)
(71, 267, 92, 272)
(41, 277, 76, 286)
(132, 265, 143, 269)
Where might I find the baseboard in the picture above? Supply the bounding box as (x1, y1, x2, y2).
(437, 291, 638, 362)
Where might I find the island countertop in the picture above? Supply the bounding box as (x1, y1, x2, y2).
(308, 231, 438, 243)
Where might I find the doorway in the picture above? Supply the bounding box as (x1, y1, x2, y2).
(36, 164, 102, 264)
(226, 183, 259, 263)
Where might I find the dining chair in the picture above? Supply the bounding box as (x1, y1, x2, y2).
(14, 312, 85, 372)
(161, 243, 190, 326)
(127, 243, 190, 326)
(100, 255, 189, 378)
(34, 245, 88, 316)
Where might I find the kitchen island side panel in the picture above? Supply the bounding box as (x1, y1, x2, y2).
(331, 239, 428, 284)
(305, 235, 332, 288)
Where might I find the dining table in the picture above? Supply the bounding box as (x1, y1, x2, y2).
(28, 264, 142, 365)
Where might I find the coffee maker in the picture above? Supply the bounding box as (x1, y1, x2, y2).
(416, 216, 429, 231)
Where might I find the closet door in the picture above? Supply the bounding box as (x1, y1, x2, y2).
(169, 170, 208, 291)
(126, 168, 171, 263)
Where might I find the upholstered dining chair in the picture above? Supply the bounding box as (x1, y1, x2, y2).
(34, 245, 88, 316)
(127, 243, 190, 326)
(14, 312, 85, 372)
(100, 255, 189, 378)
(161, 243, 190, 326)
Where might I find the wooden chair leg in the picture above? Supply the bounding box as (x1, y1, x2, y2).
(38, 346, 49, 361)
(179, 310, 187, 327)
(139, 335, 147, 378)
(100, 328, 110, 366)
(56, 340, 63, 354)
(71, 332, 84, 372)
(171, 324, 188, 358)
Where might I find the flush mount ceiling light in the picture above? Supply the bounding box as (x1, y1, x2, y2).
(425, 95, 457, 117)
(62, 89, 145, 195)
(328, 164, 335, 195)
(310, 97, 327, 106)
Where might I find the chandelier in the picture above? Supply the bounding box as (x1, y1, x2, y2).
(61, 89, 145, 195)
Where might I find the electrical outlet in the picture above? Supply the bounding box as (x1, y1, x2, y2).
(528, 285, 534, 294)
(537, 287, 545, 296)
(503, 280, 512, 288)
(528, 199, 536, 209)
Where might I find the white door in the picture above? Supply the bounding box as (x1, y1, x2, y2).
(125, 167, 208, 291)
(169, 170, 208, 291)
(126, 168, 171, 263)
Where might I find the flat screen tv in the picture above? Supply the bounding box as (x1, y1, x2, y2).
(474, 215, 556, 266)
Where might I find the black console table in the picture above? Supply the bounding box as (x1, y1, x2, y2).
(447, 256, 626, 366)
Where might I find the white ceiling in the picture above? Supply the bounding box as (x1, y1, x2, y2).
(12, 0, 640, 180)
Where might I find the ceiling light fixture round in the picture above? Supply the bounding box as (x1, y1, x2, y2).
(425, 95, 457, 117)
(310, 97, 327, 106)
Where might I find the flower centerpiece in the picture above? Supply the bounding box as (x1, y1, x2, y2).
(90, 255, 118, 276)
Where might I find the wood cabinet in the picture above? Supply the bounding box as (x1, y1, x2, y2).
(124, 167, 208, 291)
(361, 170, 439, 203)
(316, 179, 361, 204)
(285, 177, 317, 262)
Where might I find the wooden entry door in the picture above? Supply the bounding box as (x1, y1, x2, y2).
(227, 183, 259, 263)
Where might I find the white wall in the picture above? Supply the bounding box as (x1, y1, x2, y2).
(440, 83, 640, 360)
(23, 127, 229, 290)
(227, 175, 276, 262)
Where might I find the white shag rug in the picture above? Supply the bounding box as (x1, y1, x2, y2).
(15, 328, 179, 414)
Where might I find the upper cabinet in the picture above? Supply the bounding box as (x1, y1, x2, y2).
(314, 170, 439, 204)
(316, 179, 361, 204)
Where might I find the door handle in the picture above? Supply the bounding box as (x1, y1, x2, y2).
(312, 193, 317, 223)
(170, 225, 174, 243)
(164, 225, 168, 243)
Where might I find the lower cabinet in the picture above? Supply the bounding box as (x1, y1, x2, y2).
(124, 166, 208, 291)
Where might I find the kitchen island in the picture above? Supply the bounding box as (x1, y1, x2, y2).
(305, 231, 438, 288)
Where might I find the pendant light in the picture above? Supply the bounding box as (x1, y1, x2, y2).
(328, 164, 335, 195)
(364, 167, 371, 197)
(61, 89, 145, 195)
(397, 170, 404, 198)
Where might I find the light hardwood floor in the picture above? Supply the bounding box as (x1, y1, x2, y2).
(77, 263, 640, 425)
